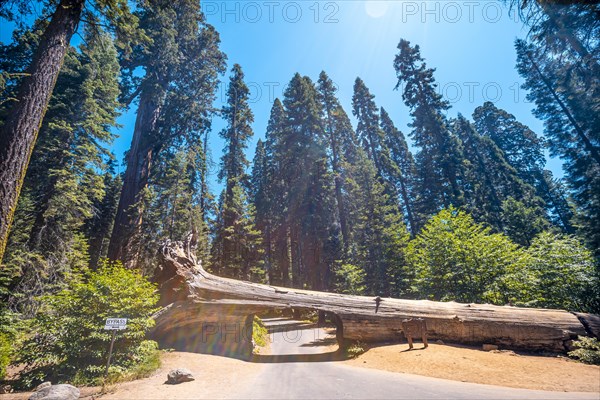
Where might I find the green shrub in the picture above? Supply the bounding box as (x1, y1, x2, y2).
(568, 336, 600, 365)
(15, 260, 160, 386)
(334, 264, 366, 296)
(252, 316, 269, 353)
(521, 232, 596, 312)
(84, 340, 161, 386)
(346, 341, 366, 359)
(0, 332, 10, 380)
(406, 207, 528, 304)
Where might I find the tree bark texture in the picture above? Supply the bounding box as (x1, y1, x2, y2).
(108, 89, 162, 267)
(0, 0, 84, 264)
(153, 235, 599, 358)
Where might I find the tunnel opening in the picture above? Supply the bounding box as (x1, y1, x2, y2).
(249, 307, 345, 362)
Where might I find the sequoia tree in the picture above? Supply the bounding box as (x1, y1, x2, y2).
(108, 0, 225, 267)
(394, 39, 466, 223)
(211, 64, 262, 279)
(0, 0, 138, 264)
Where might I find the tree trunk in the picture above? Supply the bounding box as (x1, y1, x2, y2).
(153, 235, 599, 358)
(108, 88, 162, 267)
(524, 49, 600, 167)
(395, 168, 417, 235)
(540, 3, 600, 79)
(0, 0, 84, 264)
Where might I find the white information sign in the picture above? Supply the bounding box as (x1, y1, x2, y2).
(104, 318, 128, 330)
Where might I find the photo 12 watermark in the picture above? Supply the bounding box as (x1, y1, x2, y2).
(396, 80, 531, 104)
(200, 1, 521, 25)
(201, 1, 340, 24)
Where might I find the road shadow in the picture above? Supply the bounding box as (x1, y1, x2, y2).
(250, 348, 346, 363)
(265, 321, 317, 334)
(300, 336, 337, 347)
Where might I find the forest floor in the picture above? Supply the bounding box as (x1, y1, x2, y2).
(2, 351, 263, 400)
(345, 341, 600, 392)
(3, 337, 599, 398)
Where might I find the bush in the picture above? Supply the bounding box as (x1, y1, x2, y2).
(334, 264, 366, 296)
(252, 316, 269, 353)
(406, 207, 528, 304)
(0, 307, 19, 381)
(568, 336, 600, 365)
(0, 332, 10, 380)
(522, 232, 596, 312)
(346, 341, 366, 359)
(15, 260, 160, 386)
(92, 340, 161, 386)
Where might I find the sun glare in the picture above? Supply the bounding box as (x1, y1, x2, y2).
(365, 0, 389, 18)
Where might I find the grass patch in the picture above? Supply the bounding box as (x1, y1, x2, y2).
(253, 316, 269, 353)
(346, 341, 366, 359)
(568, 336, 600, 365)
(72, 341, 162, 387)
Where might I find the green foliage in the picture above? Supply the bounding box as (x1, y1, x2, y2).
(334, 264, 366, 295)
(345, 148, 410, 296)
(346, 341, 366, 359)
(2, 24, 121, 315)
(0, 332, 10, 380)
(212, 183, 264, 281)
(98, 340, 160, 386)
(252, 73, 341, 290)
(519, 232, 596, 311)
(380, 107, 417, 234)
(14, 261, 159, 386)
(212, 64, 265, 282)
(394, 39, 466, 219)
(515, 20, 600, 257)
(501, 197, 549, 246)
(252, 316, 269, 353)
(407, 207, 528, 304)
(108, 0, 226, 268)
(405, 207, 596, 311)
(568, 336, 600, 365)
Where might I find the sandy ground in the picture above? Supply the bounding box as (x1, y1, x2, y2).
(1, 351, 264, 400)
(345, 342, 600, 393)
(3, 341, 599, 398)
(99, 351, 263, 400)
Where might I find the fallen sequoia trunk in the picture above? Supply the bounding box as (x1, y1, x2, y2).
(151, 235, 599, 358)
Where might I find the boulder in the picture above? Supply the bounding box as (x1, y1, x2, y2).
(0, 384, 12, 394)
(29, 384, 79, 400)
(166, 368, 195, 384)
(483, 344, 499, 351)
(35, 382, 52, 391)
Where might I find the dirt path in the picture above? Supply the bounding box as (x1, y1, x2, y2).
(98, 351, 263, 399)
(1, 352, 263, 400)
(345, 342, 600, 392)
(3, 329, 598, 398)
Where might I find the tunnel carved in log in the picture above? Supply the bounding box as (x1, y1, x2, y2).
(151, 234, 599, 358)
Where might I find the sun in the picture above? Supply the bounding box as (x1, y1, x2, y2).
(364, 0, 389, 18)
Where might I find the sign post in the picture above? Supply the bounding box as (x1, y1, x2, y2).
(104, 318, 127, 377)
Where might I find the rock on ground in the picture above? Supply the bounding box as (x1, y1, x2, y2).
(28, 384, 79, 400)
(35, 382, 51, 392)
(0, 384, 12, 394)
(166, 368, 195, 384)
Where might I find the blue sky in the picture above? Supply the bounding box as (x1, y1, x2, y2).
(1, 1, 563, 191)
(191, 0, 562, 191)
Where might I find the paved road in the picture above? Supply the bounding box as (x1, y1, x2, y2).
(234, 319, 599, 400)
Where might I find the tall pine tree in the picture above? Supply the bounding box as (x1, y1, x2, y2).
(212, 64, 262, 280)
(515, 38, 600, 254)
(108, 0, 225, 266)
(380, 107, 417, 234)
(394, 39, 466, 225)
(2, 26, 121, 314)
